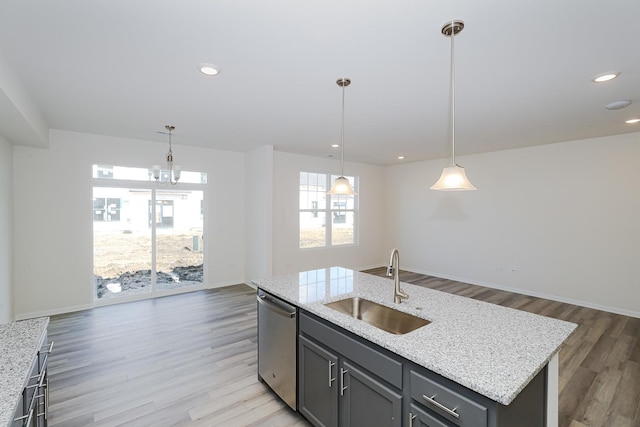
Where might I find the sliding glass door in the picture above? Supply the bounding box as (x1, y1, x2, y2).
(92, 165, 206, 301)
(93, 186, 153, 299)
(155, 189, 204, 292)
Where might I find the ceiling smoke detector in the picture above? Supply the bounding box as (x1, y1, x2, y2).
(605, 100, 632, 110)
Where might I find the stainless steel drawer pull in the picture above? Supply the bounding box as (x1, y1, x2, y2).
(328, 361, 336, 388)
(14, 408, 34, 424)
(13, 413, 29, 421)
(422, 394, 460, 419)
(340, 368, 348, 396)
(409, 412, 417, 427)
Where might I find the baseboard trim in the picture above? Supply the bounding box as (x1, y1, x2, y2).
(387, 265, 640, 319)
(15, 303, 93, 321)
(15, 279, 247, 320)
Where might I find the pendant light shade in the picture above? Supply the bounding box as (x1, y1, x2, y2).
(431, 165, 476, 191)
(328, 78, 356, 196)
(431, 19, 477, 191)
(328, 176, 355, 195)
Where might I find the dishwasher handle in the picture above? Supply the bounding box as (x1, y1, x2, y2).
(257, 294, 297, 318)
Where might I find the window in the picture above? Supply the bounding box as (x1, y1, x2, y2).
(93, 197, 121, 221)
(299, 172, 357, 248)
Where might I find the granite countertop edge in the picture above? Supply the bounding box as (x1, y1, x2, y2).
(253, 268, 578, 406)
(0, 317, 49, 426)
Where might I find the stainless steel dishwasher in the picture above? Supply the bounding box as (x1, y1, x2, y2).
(257, 289, 297, 410)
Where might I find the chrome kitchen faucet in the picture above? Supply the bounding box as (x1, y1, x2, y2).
(388, 248, 409, 304)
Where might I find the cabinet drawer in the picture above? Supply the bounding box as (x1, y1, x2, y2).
(410, 370, 487, 427)
(300, 311, 403, 389)
(410, 403, 455, 427)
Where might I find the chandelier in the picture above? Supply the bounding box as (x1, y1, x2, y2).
(152, 125, 181, 185)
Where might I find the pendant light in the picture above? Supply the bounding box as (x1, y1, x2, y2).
(328, 78, 356, 195)
(431, 20, 477, 191)
(152, 125, 181, 185)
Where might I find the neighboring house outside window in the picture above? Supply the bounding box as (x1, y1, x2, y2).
(299, 172, 357, 248)
(93, 197, 121, 222)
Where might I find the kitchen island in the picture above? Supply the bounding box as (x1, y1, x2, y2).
(254, 267, 577, 427)
(0, 317, 50, 427)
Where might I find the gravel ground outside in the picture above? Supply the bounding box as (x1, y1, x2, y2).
(93, 232, 203, 299)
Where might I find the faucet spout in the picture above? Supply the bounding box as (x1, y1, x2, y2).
(388, 248, 409, 304)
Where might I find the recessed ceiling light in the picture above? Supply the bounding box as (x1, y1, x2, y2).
(331, 144, 340, 148)
(625, 118, 640, 124)
(592, 72, 620, 83)
(397, 156, 405, 160)
(198, 63, 220, 76)
(605, 100, 632, 110)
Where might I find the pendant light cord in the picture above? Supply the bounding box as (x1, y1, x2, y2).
(450, 19, 456, 166)
(340, 82, 346, 177)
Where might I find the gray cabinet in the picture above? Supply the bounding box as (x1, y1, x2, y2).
(13, 336, 52, 427)
(409, 370, 487, 427)
(299, 313, 403, 427)
(341, 360, 402, 427)
(409, 403, 454, 427)
(299, 335, 339, 427)
(297, 310, 547, 427)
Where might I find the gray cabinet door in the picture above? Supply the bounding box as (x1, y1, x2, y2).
(341, 360, 403, 427)
(299, 335, 339, 427)
(409, 403, 455, 427)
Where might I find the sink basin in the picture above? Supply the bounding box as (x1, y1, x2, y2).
(324, 297, 430, 335)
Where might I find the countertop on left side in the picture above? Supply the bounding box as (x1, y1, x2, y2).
(0, 317, 49, 426)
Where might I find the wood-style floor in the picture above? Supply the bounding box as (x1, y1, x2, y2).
(47, 285, 309, 427)
(46, 271, 640, 427)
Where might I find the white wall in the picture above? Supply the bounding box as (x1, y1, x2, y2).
(272, 151, 386, 276)
(13, 129, 245, 319)
(245, 145, 274, 283)
(384, 133, 640, 317)
(0, 136, 13, 323)
(0, 50, 48, 148)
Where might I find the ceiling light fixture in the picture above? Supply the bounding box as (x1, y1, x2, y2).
(153, 125, 181, 185)
(331, 144, 340, 148)
(397, 156, 405, 160)
(605, 100, 632, 110)
(198, 63, 220, 76)
(592, 72, 620, 83)
(431, 19, 477, 191)
(626, 118, 640, 124)
(328, 78, 356, 195)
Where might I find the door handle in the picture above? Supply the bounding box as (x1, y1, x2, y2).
(328, 361, 336, 388)
(340, 368, 348, 396)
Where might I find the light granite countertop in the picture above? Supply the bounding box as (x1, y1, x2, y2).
(253, 267, 577, 405)
(0, 317, 49, 427)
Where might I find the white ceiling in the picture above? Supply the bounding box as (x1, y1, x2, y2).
(0, 0, 638, 165)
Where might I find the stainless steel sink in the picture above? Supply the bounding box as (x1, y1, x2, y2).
(324, 297, 430, 335)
